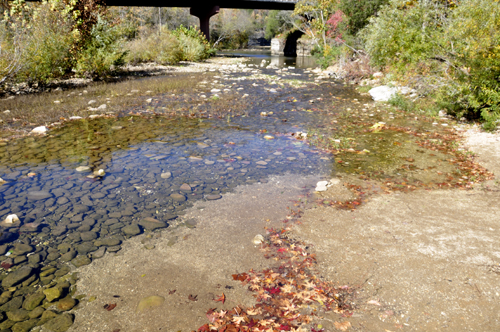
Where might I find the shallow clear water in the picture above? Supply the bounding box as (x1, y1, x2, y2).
(218, 50, 318, 69)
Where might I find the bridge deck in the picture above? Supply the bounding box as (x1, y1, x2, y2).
(105, 0, 296, 10)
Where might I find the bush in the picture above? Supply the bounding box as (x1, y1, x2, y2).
(126, 28, 182, 65)
(173, 25, 215, 61)
(339, 0, 389, 35)
(362, 0, 500, 129)
(1, 0, 76, 84)
(75, 16, 127, 79)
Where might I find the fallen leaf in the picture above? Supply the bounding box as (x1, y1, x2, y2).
(334, 321, 351, 331)
(104, 303, 117, 311)
(214, 293, 225, 304)
(168, 289, 176, 295)
(188, 294, 198, 301)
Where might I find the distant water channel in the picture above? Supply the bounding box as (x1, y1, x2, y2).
(218, 49, 318, 69)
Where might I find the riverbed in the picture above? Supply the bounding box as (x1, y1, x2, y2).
(0, 56, 498, 332)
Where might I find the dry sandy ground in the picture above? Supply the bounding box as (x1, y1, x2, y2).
(65, 128, 500, 332)
(67, 175, 319, 332)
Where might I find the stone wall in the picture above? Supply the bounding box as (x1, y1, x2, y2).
(271, 38, 285, 56)
(297, 38, 314, 57)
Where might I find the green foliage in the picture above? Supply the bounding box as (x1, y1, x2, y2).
(126, 28, 182, 65)
(1, 0, 77, 84)
(173, 25, 215, 61)
(75, 16, 127, 79)
(313, 44, 342, 69)
(339, 0, 388, 35)
(362, 0, 500, 129)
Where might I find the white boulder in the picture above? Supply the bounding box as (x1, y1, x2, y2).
(369, 86, 397, 102)
(315, 181, 329, 192)
(31, 126, 48, 134)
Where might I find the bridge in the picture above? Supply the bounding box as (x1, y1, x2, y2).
(105, 0, 297, 40)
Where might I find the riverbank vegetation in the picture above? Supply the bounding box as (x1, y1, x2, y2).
(270, 0, 500, 130)
(0, 0, 214, 88)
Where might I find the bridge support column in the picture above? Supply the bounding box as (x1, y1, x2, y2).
(190, 5, 220, 41)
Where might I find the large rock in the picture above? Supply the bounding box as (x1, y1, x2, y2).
(122, 224, 141, 236)
(368, 86, 397, 102)
(12, 319, 39, 332)
(139, 218, 167, 231)
(43, 288, 62, 302)
(22, 292, 45, 311)
(136, 296, 165, 312)
(57, 297, 76, 311)
(13, 244, 33, 255)
(71, 255, 91, 268)
(2, 266, 34, 288)
(6, 309, 29, 322)
(43, 313, 74, 332)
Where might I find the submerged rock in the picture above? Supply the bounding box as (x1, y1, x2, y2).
(2, 266, 34, 288)
(43, 313, 74, 332)
(136, 296, 165, 313)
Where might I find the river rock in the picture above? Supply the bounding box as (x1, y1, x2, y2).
(80, 231, 98, 242)
(2, 266, 34, 288)
(43, 313, 74, 332)
(70, 255, 91, 268)
(43, 287, 62, 302)
(161, 172, 171, 179)
(206, 194, 222, 200)
(60, 251, 77, 262)
(12, 318, 39, 332)
(27, 191, 52, 200)
(122, 224, 141, 236)
(94, 238, 121, 247)
(22, 292, 45, 310)
(28, 306, 44, 319)
(75, 166, 90, 172)
(39, 310, 57, 324)
(13, 244, 33, 255)
(51, 226, 67, 236)
(170, 193, 186, 202)
(180, 183, 192, 191)
(0, 319, 15, 330)
(369, 86, 397, 102)
(31, 126, 48, 134)
(139, 218, 167, 231)
(57, 297, 76, 311)
(136, 295, 165, 312)
(0, 296, 23, 311)
(6, 309, 29, 322)
(76, 242, 98, 255)
(315, 181, 328, 192)
(90, 247, 106, 259)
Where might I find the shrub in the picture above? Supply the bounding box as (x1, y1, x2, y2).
(362, 0, 500, 129)
(125, 28, 182, 65)
(173, 25, 215, 61)
(1, 0, 76, 85)
(75, 16, 127, 79)
(339, 0, 389, 35)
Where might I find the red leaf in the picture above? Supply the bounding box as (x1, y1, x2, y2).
(198, 324, 210, 332)
(214, 293, 225, 304)
(104, 303, 117, 311)
(232, 273, 248, 282)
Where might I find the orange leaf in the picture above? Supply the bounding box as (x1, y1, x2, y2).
(214, 293, 225, 304)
